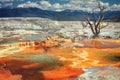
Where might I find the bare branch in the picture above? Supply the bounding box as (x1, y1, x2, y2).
(98, 2, 106, 10)
(81, 2, 107, 38)
(96, 2, 105, 27)
(86, 17, 92, 26)
(100, 23, 108, 29)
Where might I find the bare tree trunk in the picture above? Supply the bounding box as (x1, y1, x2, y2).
(82, 2, 107, 39)
(93, 33, 99, 38)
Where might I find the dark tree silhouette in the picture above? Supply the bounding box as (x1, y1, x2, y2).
(82, 3, 108, 38)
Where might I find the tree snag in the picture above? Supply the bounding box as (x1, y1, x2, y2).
(82, 2, 108, 38)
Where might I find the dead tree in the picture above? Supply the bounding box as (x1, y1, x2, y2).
(82, 3, 108, 38)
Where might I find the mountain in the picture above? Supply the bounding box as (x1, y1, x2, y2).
(0, 7, 88, 20)
(0, 7, 120, 21)
(108, 15, 120, 22)
(104, 11, 120, 22)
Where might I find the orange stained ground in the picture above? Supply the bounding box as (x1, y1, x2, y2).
(0, 37, 120, 80)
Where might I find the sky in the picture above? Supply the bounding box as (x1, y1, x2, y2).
(0, 0, 120, 11)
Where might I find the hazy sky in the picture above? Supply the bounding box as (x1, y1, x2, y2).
(0, 0, 120, 11)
